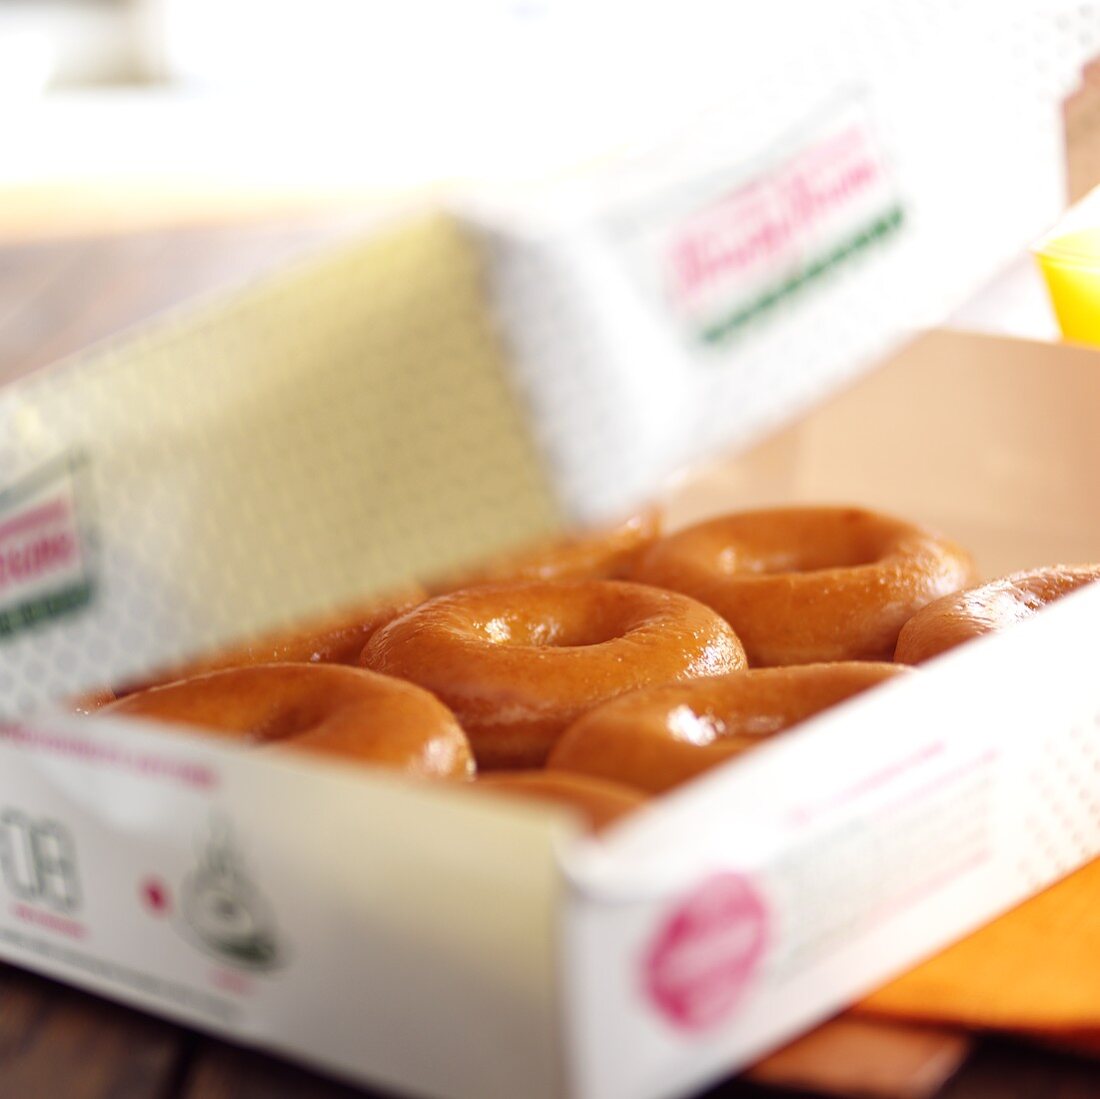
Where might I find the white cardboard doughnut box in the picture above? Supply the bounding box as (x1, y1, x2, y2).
(2, 23, 1100, 1092)
(3, 291, 1100, 1099)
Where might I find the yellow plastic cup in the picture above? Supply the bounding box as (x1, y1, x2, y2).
(1034, 227, 1100, 346)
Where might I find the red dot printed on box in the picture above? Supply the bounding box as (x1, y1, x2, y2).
(644, 872, 768, 1031)
(140, 877, 170, 916)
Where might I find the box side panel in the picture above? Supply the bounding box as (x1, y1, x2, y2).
(469, 8, 1073, 524)
(562, 583, 1100, 1099)
(0, 215, 560, 711)
(0, 714, 565, 1099)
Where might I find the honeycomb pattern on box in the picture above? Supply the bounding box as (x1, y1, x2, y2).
(1016, 711, 1100, 893)
(468, 5, 1099, 524)
(2, 5, 1098, 713)
(0, 217, 560, 713)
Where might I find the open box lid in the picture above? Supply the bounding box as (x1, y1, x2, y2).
(0, 218, 1093, 723)
(458, 3, 1083, 523)
(0, 218, 565, 712)
(0, 20, 1086, 711)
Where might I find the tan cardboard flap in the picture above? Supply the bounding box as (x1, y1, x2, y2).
(664, 330, 1100, 575)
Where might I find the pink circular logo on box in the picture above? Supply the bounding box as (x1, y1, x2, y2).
(644, 872, 768, 1031)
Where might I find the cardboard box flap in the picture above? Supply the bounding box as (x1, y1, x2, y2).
(0, 216, 560, 712)
(662, 330, 1100, 577)
(0, 709, 572, 1099)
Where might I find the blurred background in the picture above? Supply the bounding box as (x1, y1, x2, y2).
(5, 0, 876, 237)
(4, 1, 1095, 234)
(2, 1, 1100, 377)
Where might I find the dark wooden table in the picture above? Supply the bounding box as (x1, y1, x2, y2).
(1, 217, 1098, 1099)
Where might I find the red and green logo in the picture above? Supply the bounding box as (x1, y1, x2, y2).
(0, 455, 96, 638)
(614, 97, 905, 349)
(667, 109, 903, 345)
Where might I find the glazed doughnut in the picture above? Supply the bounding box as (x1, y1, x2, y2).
(894, 565, 1100, 664)
(549, 663, 910, 794)
(631, 507, 974, 665)
(476, 772, 646, 832)
(429, 512, 659, 593)
(118, 587, 424, 694)
(103, 663, 472, 779)
(362, 580, 746, 769)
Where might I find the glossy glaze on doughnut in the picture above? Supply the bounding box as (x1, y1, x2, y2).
(476, 771, 646, 832)
(894, 565, 1100, 664)
(631, 507, 974, 665)
(549, 663, 909, 794)
(429, 512, 659, 593)
(362, 579, 746, 769)
(103, 663, 472, 779)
